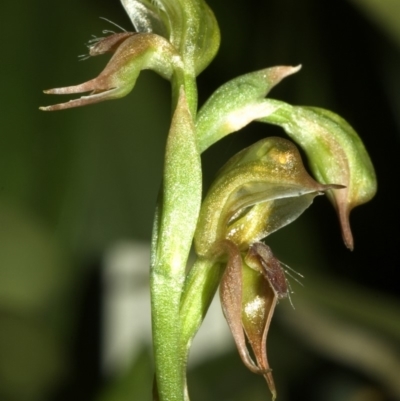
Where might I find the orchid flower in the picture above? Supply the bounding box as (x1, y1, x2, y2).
(41, 1, 376, 400)
(40, 0, 219, 112)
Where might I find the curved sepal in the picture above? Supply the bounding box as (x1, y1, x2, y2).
(259, 102, 377, 249)
(196, 66, 301, 152)
(191, 2, 220, 75)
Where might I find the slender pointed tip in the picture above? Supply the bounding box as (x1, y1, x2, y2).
(343, 229, 354, 251)
(292, 64, 302, 73)
(43, 88, 64, 94)
(43, 87, 80, 95)
(264, 371, 277, 401)
(279, 64, 302, 78)
(39, 101, 79, 111)
(338, 208, 354, 250)
(265, 65, 303, 88)
(39, 104, 71, 111)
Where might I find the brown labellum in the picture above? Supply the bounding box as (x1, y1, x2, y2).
(219, 241, 288, 400)
(218, 240, 262, 374)
(245, 242, 288, 300)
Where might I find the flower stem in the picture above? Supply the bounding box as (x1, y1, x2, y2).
(150, 87, 201, 401)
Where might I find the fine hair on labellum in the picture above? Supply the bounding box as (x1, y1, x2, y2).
(249, 242, 304, 309)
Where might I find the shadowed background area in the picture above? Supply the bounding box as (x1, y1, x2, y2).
(0, 0, 399, 400)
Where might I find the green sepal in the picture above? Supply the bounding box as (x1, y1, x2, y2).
(191, 1, 220, 75)
(258, 101, 377, 249)
(194, 137, 341, 257)
(195, 66, 301, 152)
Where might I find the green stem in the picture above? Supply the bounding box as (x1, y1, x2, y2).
(151, 203, 187, 401)
(150, 83, 201, 401)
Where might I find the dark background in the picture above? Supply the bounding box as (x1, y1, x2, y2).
(0, 0, 399, 400)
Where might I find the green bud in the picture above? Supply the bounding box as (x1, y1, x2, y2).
(194, 137, 341, 257)
(259, 102, 377, 249)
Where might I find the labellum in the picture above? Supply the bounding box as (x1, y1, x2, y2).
(220, 241, 289, 400)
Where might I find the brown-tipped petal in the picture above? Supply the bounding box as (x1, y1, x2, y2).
(41, 33, 179, 111)
(39, 87, 124, 111)
(337, 199, 354, 250)
(317, 184, 354, 249)
(42, 76, 108, 95)
(218, 240, 261, 374)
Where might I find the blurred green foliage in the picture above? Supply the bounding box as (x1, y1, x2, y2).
(0, 0, 399, 400)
